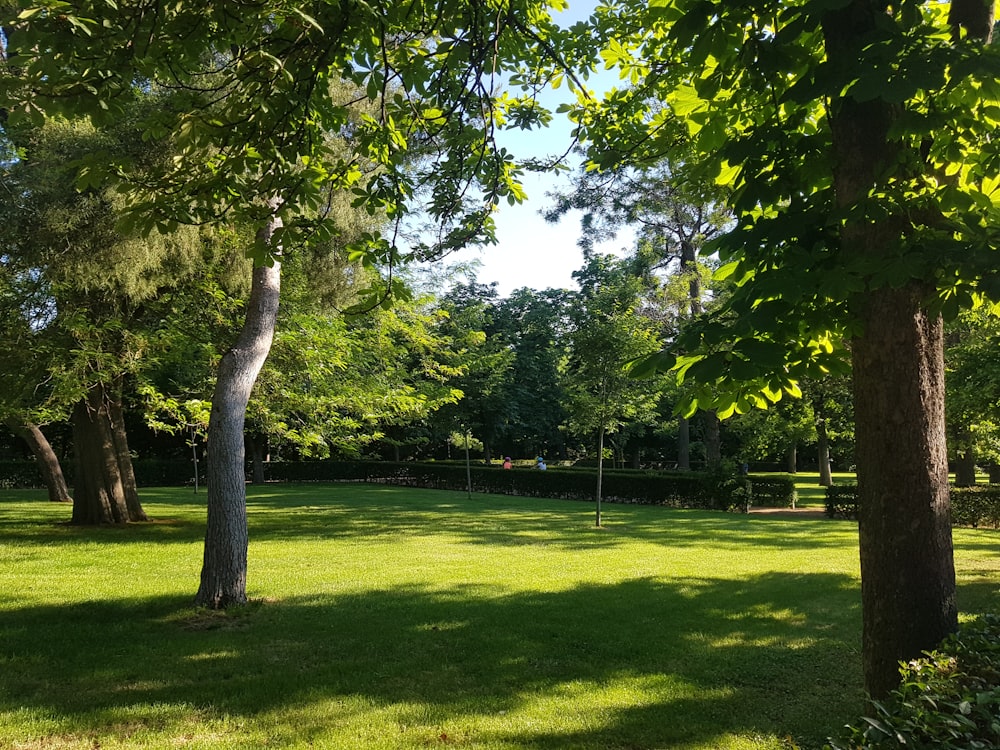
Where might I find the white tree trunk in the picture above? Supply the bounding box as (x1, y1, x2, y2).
(196, 214, 282, 608)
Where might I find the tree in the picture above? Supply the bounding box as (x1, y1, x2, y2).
(0, 113, 204, 522)
(433, 281, 516, 463)
(803, 374, 855, 486)
(564, 253, 662, 525)
(3, 0, 565, 605)
(493, 287, 571, 460)
(568, 0, 999, 696)
(547, 159, 731, 469)
(0, 259, 70, 502)
(944, 307, 1000, 484)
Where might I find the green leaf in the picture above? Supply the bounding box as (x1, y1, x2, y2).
(628, 350, 676, 378)
(733, 339, 787, 369)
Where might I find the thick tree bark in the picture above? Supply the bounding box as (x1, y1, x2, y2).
(824, 0, 958, 699)
(5, 416, 71, 502)
(70, 381, 146, 524)
(953, 425, 977, 486)
(816, 418, 833, 487)
(248, 434, 267, 485)
(702, 410, 721, 469)
(785, 443, 798, 474)
(196, 230, 281, 609)
(852, 286, 956, 699)
(677, 416, 690, 470)
(108, 391, 144, 520)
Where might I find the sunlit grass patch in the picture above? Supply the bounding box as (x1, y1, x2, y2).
(0, 483, 995, 749)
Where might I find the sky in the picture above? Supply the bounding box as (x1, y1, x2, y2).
(422, 1, 635, 298)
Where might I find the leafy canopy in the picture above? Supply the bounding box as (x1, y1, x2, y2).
(557, 0, 1000, 416)
(1, 0, 568, 267)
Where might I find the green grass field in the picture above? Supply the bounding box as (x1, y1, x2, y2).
(1, 484, 997, 749)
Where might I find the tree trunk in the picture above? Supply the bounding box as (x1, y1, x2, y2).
(5, 416, 71, 502)
(702, 410, 721, 469)
(824, 2, 958, 698)
(989, 464, 1000, 484)
(196, 218, 282, 609)
(107, 388, 144, 520)
(677, 415, 690, 470)
(816, 418, 833, 487)
(248, 434, 267, 485)
(953, 426, 976, 487)
(955, 454, 976, 487)
(677, 239, 701, 473)
(70, 382, 146, 524)
(785, 443, 797, 474)
(852, 286, 956, 699)
(595, 426, 604, 527)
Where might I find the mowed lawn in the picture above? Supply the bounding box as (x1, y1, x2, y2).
(1, 485, 997, 750)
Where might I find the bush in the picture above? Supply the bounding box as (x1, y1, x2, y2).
(826, 484, 1000, 527)
(0, 458, 200, 489)
(826, 483, 859, 520)
(0, 457, 781, 514)
(951, 487, 1000, 529)
(746, 475, 797, 508)
(0, 460, 52, 489)
(827, 614, 1000, 750)
(264, 460, 748, 511)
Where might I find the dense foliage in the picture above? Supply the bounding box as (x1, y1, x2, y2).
(826, 483, 1000, 528)
(829, 614, 1000, 750)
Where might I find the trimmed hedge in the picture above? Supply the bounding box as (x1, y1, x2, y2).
(825, 484, 1000, 528)
(1, 457, 790, 514)
(825, 483, 861, 520)
(950, 486, 1000, 529)
(746, 475, 797, 508)
(265, 460, 749, 511)
(0, 460, 51, 489)
(828, 614, 1000, 750)
(0, 458, 201, 489)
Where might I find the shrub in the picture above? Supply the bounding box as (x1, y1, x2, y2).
(825, 484, 1000, 527)
(746, 475, 797, 508)
(826, 483, 859, 520)
(827, 614, 1000, 750)
(264, 460, 747, 511)
(950, 487, 1000, 529)
(0, 460, 52, 489)
(0, 458, 200, 489)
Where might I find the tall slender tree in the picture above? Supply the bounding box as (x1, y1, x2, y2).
(564, 254, 663, 524)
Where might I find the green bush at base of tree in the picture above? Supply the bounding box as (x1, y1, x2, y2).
(828, 614, 1000, 750)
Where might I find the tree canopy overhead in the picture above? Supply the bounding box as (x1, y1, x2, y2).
(1, 0, 567, 267)
(566, 0, 1000, 410)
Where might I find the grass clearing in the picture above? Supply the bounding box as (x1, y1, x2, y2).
(1, 484, 997, 749)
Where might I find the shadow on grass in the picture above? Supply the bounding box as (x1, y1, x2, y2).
(2, 484, 994, 747)
(1, 572, 863, 748)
